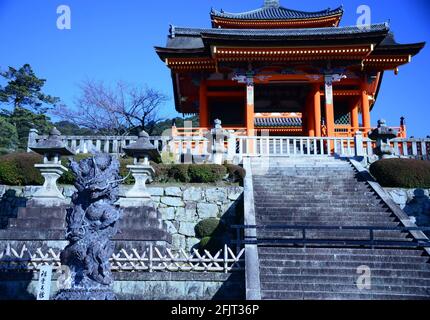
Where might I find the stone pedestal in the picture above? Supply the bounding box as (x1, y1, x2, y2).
(211, 119, 229, 165)
(117, 165, 155, 207)
(32, 164, 69, 206)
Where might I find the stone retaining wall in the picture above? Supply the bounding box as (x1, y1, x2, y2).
(0, 185, 244, 251)
(385, 188, 430, 227)
(0, 272, 245, 300)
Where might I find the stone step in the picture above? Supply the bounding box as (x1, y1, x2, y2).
(258, 253, 429, 263)
(254, 190, 374, 195)
(260, 283, 430, 296)
(260, 274, 430, 286)
(119, 218, 165, 230)
(15, 207, 67, 220)
(260, 290, 430, 300)
(254, 194, 377, 200)
(258, 247, 427, 256)
(256, 230, 410, 240)
(256, 212, 393, 217)
(8, 218, 66, 230)
(256, 222, 402, 229)
(254, 182, 367, 187)
(254, 201, 385, 207)
(260, 266, 430, 276)
(255, 208, 392, 214)
(0, 229, 66, 240)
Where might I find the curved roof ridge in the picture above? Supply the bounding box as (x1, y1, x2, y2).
(211, 7, 268, 17)
(210, 5, 344, 20)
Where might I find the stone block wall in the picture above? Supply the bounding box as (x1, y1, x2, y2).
(149, 186, 244, 251)
(0, 272, 245, 300)
(0, 184, 244, 252)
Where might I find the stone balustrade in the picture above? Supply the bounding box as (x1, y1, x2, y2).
(28, 129, 430, 160)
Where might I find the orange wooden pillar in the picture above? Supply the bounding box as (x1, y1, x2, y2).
(350, 98, 360, 136)
(246, 77, 255, 136)
(306, 92, 315, 137)
(199, 79, 209, 128)
(361, 89, 371, 131)
(324, 76, 335, 137)
(313, 84, 322, 137)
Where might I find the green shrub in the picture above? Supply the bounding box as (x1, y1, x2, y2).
(161, 151, 176, 164)
(0, 153, 43, 185)
(370, 158, 430, 188)
(195, 218, 225, 238)
(225, 164, 246, 183)
(188, 164, 227, 183)
(0, 153, 240, 186)
(119, 157, 135, 185)
(199, 236, 226, 254)
(152, 162, 170, 183)
(169, 164, 190, 183)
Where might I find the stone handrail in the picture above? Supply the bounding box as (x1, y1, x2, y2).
(363, 137, 430, 159)
(28, 129, 171, 155)
(28, 129, 430, 159)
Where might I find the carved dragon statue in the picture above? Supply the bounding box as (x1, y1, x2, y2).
(55, 153, 123, 300)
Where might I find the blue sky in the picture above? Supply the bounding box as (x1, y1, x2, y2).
(0, 0, 429, 136)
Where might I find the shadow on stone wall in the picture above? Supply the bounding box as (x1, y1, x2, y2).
(212, 272, 245, 300)
(0, 190, 27, 230)
(196, 194, 244, 254)
(0, 250, 35, 300)
(404, 189, 430, 235)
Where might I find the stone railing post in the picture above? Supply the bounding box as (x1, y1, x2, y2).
(117, 131, 160, 207)
(27, 128, 39, 152)
(354, 131, 364, 157)
(227, 130, 236, 163)
(211, 119, 228, 165)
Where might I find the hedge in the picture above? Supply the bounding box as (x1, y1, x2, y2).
(199, 236, 226, 254)
(0, 153, 44, 186)
(188, 164, 227, 183)
(369, 158, 430, 188)
(195, 218, 225, 239)
(0, 153, 245, 186)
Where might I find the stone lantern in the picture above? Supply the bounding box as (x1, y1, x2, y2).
(211, 119, 230, 165)
(118, 130, 161, 207)
(29, 127, 75, 205)
(368, 119, 398, 159)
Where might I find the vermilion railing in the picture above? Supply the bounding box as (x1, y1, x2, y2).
(334, 126, 407, 138)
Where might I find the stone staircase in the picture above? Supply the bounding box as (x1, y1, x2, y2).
(250, 156, 430, 300)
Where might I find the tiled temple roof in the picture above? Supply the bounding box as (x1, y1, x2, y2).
(211, 4, 343, 21)
(170, 23, 389, 39)
(255, 117, 303, 128)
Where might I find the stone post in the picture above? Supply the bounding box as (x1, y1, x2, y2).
(211, 119, 229, 165)
(354, 131, 364, 157)
(227, 130, 237, 163)
(117, 130, 160, 207)
(29, 127, 75, 206)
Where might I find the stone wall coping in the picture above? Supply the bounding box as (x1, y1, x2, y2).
(242, 157, 262, 301)
(350, 158, 430, 257)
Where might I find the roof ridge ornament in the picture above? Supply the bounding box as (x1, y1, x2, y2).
(264, 0, 280, 8)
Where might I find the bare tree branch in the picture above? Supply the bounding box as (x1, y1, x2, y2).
(52, 80, 168, 135)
